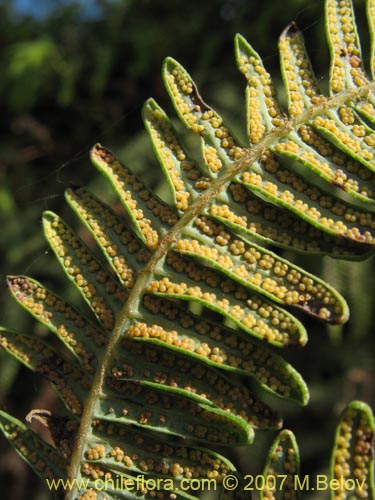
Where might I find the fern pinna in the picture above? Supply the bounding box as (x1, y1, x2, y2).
(1, 0, 374, 499)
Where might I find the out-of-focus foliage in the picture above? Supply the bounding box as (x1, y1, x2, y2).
(0, 1, 373, 500)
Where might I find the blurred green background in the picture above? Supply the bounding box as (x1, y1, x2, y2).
(0, 1, 373, 499)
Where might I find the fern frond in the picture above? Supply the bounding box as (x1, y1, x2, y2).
(1, 1, 374, 499)
(0, 411, 68, 483)
(330, 401, 374, 500)
(259, 429, 300, 500)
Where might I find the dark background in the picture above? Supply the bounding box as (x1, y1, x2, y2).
(0, 1, 373, 499)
